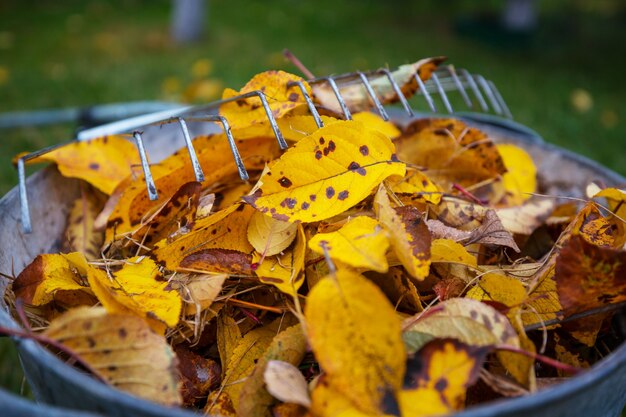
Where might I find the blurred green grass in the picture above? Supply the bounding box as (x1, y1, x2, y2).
(0, 0, 624, 399)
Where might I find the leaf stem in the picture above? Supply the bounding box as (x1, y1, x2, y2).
(283, 49, 316, 80)
(495, 344, 582, 375)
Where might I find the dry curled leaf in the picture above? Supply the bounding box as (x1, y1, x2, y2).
(64, 191, 104, 260)
(43, 307, 181, 406)
(247, 210, 298, 257)
(375, 185, 431, 281)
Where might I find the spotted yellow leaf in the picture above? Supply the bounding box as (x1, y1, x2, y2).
(44, 307, 181, 406)
(12, 253, 94, 307)
(220, 70, 311, 129)
(244, 120, 406, 223)
(305, 269, 405, 415)
(351, 112, 401, 139)
(18, 135, 140, 195)
(388, 169, 443, 205)
(399, 339, 489, 417)
(308, 216, 390, 273)
(374, 185, 431, 280)
(87, 256, 182, 332)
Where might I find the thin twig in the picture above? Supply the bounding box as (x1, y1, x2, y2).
(283, 49, 316, 79)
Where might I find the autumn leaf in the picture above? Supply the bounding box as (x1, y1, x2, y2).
(254, 224, 306, 297)
(217, 312, 242, 379)
(12, 253, 94, 307)
(244, 120, 406, 223)
(368, 266, 423, 313)
(87, 256, 182, 332)
(394, 118, 506, 188)
(556, 234, 626, 316)
(220, 70, 312, 130)
(178, 273, 227, 316)
(43, 307, 181, 405)
(105, 134, 279, 244)
(399, 339, 489, 417)
(404, 297, 531, 385)
(239, 325, 307, 417)
(308, 216, 390, 273)
(151, 203, 255, 274)
(216, 318, 289, 413)
(63, 191, 104, 260)
(351, 112, 401, 139)
(264, 360, 311, 408)
(374, 186, 431, 280)
(305, 269, 405, 414)
(389, 168, 443, 205)
(175, 345, 221, 407)
(248, 210, 298, 257)
(313, 57, 445, 114)
(497, 143, 537, 204)
(18, 135, 140, 195)
(495, 199, 555, 235)
(430, 238, 477, 268)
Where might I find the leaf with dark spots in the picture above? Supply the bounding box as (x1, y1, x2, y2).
(181, 248, 253, 274)
(399, 338, 489, 416)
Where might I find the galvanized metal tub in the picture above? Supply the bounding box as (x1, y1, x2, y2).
(0, 116, 624, 416)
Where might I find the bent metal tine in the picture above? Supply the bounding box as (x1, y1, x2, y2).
(321, 77, 352, 120)
(488, 80, 513, 119)
(379, 69, 414, 117)
(430, 73, 453, 114)
(132, 131, 159, 201)
(288, 80, 324, 128)
(414, 74, 437, 113)
(447, 66, 473, 108)
(177, 117, 205, 182)
(237, 90, 287, 150)
(476, 75, 502, 115)
(357, 72, 390, 121)
(214, 115, 249, 181)
(17, 158, 31, 233)
(461, 69, 489, 112)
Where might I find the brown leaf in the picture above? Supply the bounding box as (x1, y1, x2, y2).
(556, 234, 626, 316)
(175, 345, 221, 407)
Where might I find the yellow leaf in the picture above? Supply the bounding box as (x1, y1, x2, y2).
(244, 120, 405, 223)
(305, 269, 405, 414)
(220, 319, 286, 412)
(308, 216, 390, 273)
(430, 239, 477, 267)
(219, 70, 312, 129)
(374, 186, 431, 280)
(233, 115, 339, 143)
(254, 224, 307, 297)
(395, 118, 506, 188)
(248, 210, 298, 256)
(399, 339, 489, 417)
(497, 144, 537, 204)
(180, 273, 227, 316)
(351, 112, 400, 139)
(12, 253, 94, 307)
(310, 376, 381, 417)
(63, 192, 104, 260)
(151, 203, 255, 273)
(239, 325, 307, 417)
(43, 307, 181, 406)
(105, 134, 279, 244)
(466, 273, 526, 308)
(19, 135, 140, 195)
(87, 256, 182, 332)
(217, 312, 242, 379)
(388, 169, 442, 205)
(312, 57, 445, 114)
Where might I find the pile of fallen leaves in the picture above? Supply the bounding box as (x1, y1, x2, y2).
(5, 59, 626, 417)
